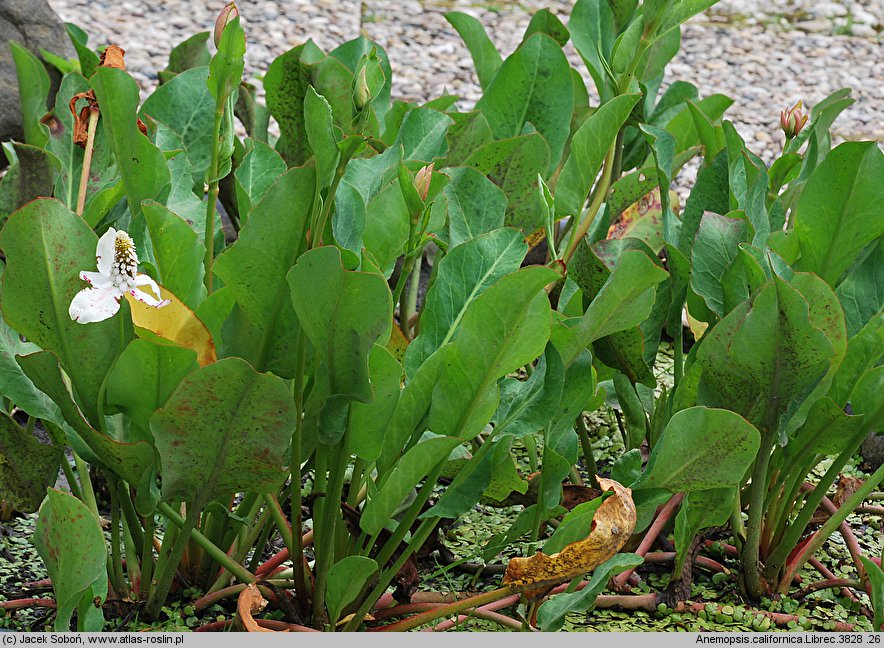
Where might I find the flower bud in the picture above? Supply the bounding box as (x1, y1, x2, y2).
(780, 100, 808, 139)
(214, 2, 239, 48)
(354, 66, 371, 111)
(414, 163, 434, 202)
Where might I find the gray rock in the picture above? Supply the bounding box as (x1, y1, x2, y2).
(0, 0, 74, 149)
(862, 433, 884, 470)
(813, 1, 849, 17)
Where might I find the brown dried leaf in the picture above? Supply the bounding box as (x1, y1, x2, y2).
(236, 584, 279, 632)
(833, 475, 864, 509)
(100, 44, 126, 70)
(69, 91, 98, 148)
(502, 476, 636, 591)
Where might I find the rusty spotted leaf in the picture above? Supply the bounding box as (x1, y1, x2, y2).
(100, 44, 126, 70)
(606, 187, 680, 253)
(502, 477, 636, 591)
(237, 584, 277, 632)
(124, 283, 216, 366)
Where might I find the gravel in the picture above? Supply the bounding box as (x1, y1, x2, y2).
(46, 0, 882, 166)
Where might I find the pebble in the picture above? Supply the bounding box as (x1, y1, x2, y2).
(44, 0, 881, 170)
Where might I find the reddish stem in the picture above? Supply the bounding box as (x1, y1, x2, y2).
(195, 618, 318, 632)
(612, 493, 684, 590)
(796, 578, 863, 598)
(424, 608, 531, 632)
(809, 557, 860, 602)
(0, 598, 56, 611)
(643, 551, 730, 574)
(254, 530, 314, 578)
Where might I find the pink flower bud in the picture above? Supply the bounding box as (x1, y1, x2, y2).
(780, 100, 808, 139)
(414, 163, 434, 202)
(214, 2, 239, 47)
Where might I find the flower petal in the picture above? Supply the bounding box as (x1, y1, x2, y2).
(129, 287, 170, 309)
(133, 273, 163, 301)
(96, 228, 117, 276)
(80, 270, 114, 289)
(69, 287, 121, 323)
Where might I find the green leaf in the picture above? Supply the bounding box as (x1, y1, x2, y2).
(611, 17, 644, 74)
(0, 270, 61, 424)
(783, 398, 866, 463)
(158, 32, 211, 84)
(330, 37, 393, 124)
(17, 351, 154, 485)
(428, 266, 560, 439)
(325, 556, 378, 624)
(464, 133, 550, 233)
(0, 414, 61, 513)
(265, 42, 354, 166)
(523, 9, 570, 47)
(207, 16, 245, 103)
(361, 435, 461, 535)
(0, 199, 128, 424)
(9, 41, 50, 148)
(563, 246, 668, 368)
(673, 488, 734, 576)
(394, 107, 453, 162)
(666, 94, 733, 155)
(213, 167, 315, 377)
(91, 67, 171, 243)
(568, 0, 615, 100)
(424, 436, 511, 519)
(438, 166, 507, 247)
(141, 66, 215, 184)
(287, 246, 392, 404)
(537, 553, 644, 631)
(493, 347, 565, 438)
(362, 178, 410, 277)
(544, 495, 605, 555)
(690, 211, 749, 316)
(635, 407, 760, 492)
(65, 24, 100, 78)
(829, 313, 884, 407)
(304, 87, 340, 188)
(35, 489, 107, 631)
(445, 12, 502, 90)
(860, 556, 884, 632)
(443, 111, 493, 167)
(350, 345, 402, 462)
(150, 357, 295, 502)
(476, 33, 573, 174)
(376, 348, 450, 473)
(142, 201, 207, 309)
(555, 93, 640, 219)
(106, 339, 199, 443)
(794, 141, 884, 287)
(405, 228, 527, 375)
(234, 138, 287, 219)
(691, 278, 836, 437)
(676, 149, 730, 256)
(836, 238, 883, 337)
(0, 142, 57, 222)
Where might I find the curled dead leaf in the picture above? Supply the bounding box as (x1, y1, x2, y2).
(236, 584, 280, 632)
(502, 476, 636, 592)
(69, 91, 98, 148)
(100, 44, 126, 70)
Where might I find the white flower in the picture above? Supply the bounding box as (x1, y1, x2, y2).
(69, 228, 170, 324)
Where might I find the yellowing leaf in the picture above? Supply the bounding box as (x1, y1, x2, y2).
(125, 283, 216, 366)
(502, 477, 636, 591)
